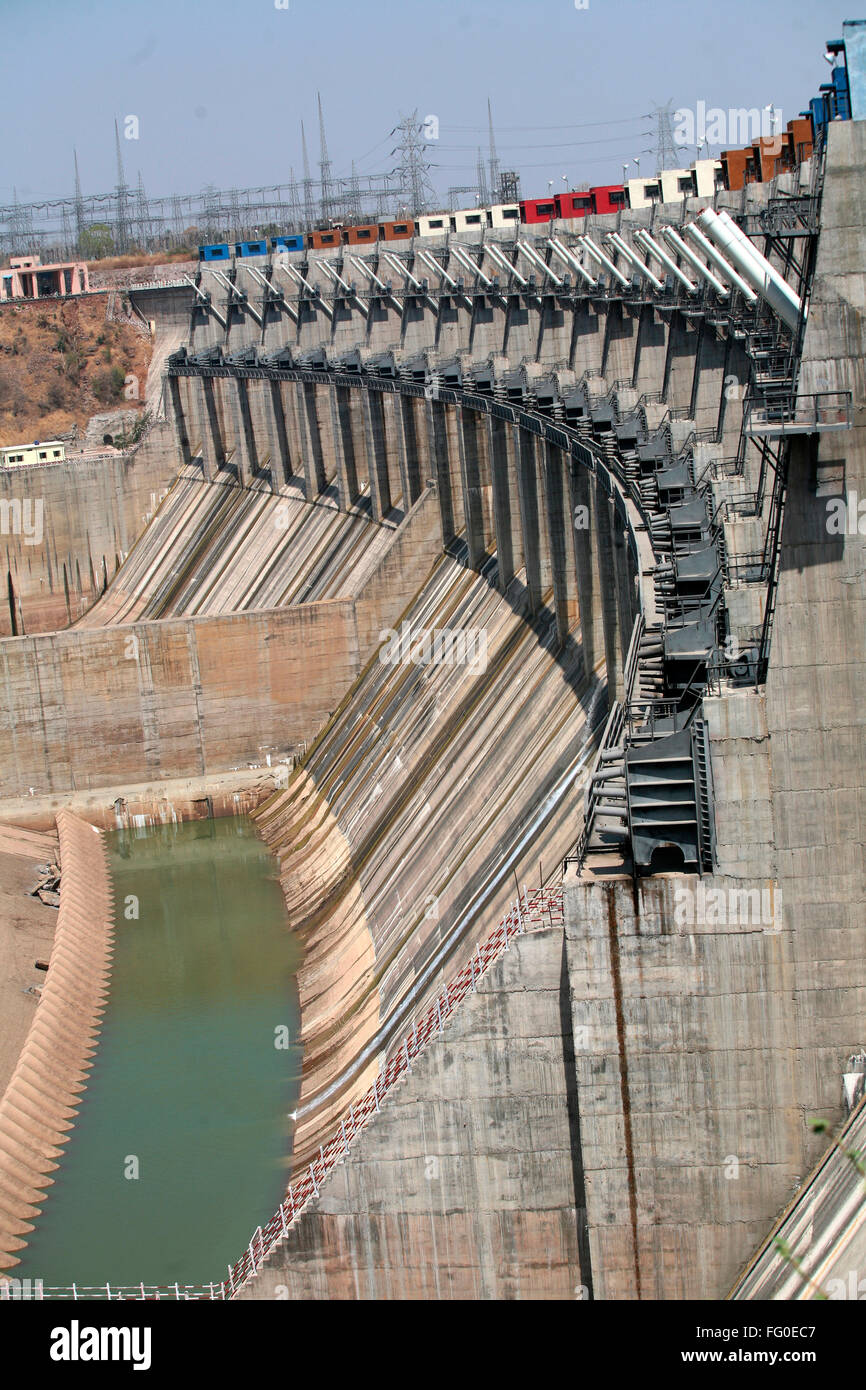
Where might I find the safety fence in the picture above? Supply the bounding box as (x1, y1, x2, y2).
(5, 883, 564, 1302)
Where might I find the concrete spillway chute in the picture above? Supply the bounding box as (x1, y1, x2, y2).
(414, 248, 459, 291)
(349, 256, 388, 292)
(182, 274, 228, 329)
(632, 228, 698, 293)
(380, 250, 424, 291)
(245, 262, 298, 324)
(696, 207, 804, 331)
(605, 231, 665, 291)
(211, 268, 264, 327)
(577, 234, 630, 288)
(660, 226, 730, 297)
(379, 251, 437, 311)
(683, 222, 758, 304)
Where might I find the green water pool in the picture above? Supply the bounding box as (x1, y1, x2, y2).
(17, 816, 301, 1290)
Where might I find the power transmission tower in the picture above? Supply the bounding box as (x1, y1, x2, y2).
(73, 148, 85, 252)
(135, 173, 151, 249)
(499, 170, 520, 202)
(476, 148, 488, 207)
(229, 189, 242, 241)
(487, 98, 500, 202)
(346, 160, 363, 224)
(113, 118, 131, 253)
(171, 195, 183, 247)
(448, 185, 474, 212)
(393, 111, 437, 216)
(202, 183, 220, 242)
(652, 100, 679, 171)
(287, 167, 303, 233)
(60, 204, 73, 258)
(317, 93, 335, 226)
(301, 120, 316, 230)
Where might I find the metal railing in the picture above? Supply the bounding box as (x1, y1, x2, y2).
(744, 389, 852, 436)
(625, 693, 704, 740)
(565, 613, 643, 871)
(725, 550, 771, 586)
(127, 278, 196, 294)
(12, 883, 564, 1302)
(566, 699, 626, 874)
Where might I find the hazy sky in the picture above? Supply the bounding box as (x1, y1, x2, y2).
(0, 0, 846, 207)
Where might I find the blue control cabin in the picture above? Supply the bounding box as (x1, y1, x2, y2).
(198, 243, 231, 262)
(235, 240, 268, 258)
(271, 235, 305, 253)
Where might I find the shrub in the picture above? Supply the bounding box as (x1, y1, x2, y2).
(91, 364, 126, 404)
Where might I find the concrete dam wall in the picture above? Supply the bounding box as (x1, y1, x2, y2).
(151, 147, 866, 1301)
(237, 923, 587, 1301)
(6, 137, 862, 1301)
(1, 424, 180, 636)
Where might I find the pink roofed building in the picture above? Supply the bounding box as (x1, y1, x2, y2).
(1, 255, 89, 301)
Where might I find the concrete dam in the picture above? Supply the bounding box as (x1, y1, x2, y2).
(0, 119, 864, 1302)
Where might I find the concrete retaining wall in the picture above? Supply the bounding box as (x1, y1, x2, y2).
(0, 479, 446, 803)
(0, 601, 361, 800)
(1, 423, 181, 636)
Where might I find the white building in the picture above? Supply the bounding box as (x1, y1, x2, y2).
(0, 440, 66, 468)
(627, 159, 722, 210)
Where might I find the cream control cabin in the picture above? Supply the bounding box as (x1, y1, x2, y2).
(0, 440, 66, 468)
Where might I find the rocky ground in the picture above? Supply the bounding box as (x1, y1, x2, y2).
(0, 826, 60, 1097)
(0, 294, 152, 444)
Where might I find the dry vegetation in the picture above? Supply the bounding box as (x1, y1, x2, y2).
(87, 248, 196, 274)
(0, 296, 152, 443)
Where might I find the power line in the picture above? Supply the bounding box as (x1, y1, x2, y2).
(431, 132, 652, 152)
(442, 112, 652, 132)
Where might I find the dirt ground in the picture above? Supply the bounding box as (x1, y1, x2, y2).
(0, 295, 152, 443)
(0, 829, 60, 1098)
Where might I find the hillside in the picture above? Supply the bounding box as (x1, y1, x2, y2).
(0, 295, 153, 445)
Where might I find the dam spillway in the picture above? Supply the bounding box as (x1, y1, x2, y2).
(0, 104, 863, 1305)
